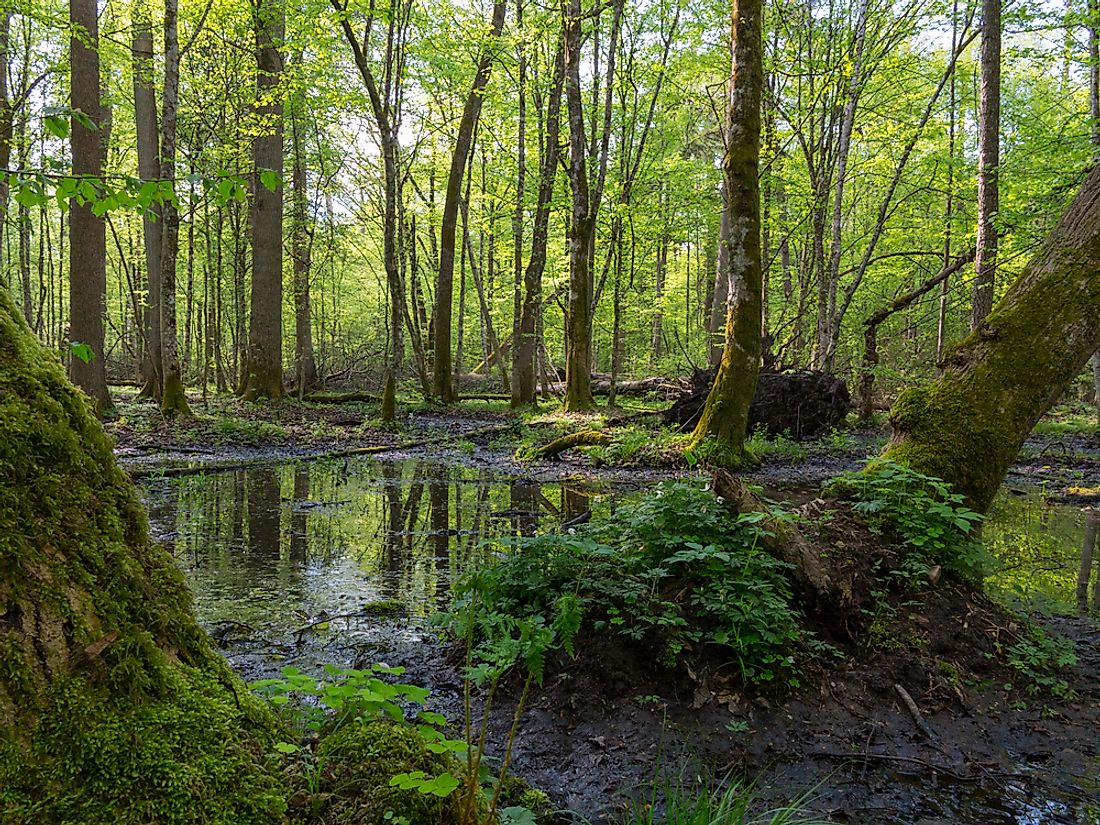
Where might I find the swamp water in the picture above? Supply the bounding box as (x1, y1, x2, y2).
(138, 457, 1100, 824)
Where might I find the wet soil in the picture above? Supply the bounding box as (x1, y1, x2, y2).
(123, 391, 1100, 822)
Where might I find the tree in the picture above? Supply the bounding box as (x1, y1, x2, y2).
(683, 0, 763, 466)
(68, 0, 111, 412)
(132, 5, 163, 402)
(970, 0, 1000, 328)
(885, 162, 1100, 512)
(561, 0, 622, 412)
(511, 43, 565, 407)
(241, 0, 286, 401)
(159, 0, 193, 415)
(0, 289, 281, 819)
(432, 0, 508, 404)
(290, 82, 319, 395)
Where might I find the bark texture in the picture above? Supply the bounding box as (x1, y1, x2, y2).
(68, 0, 111, 412)
(685, 0, 763, 465)
(971, 0, 1000, 328)
(241, 0, 285, 401)
(885, 163, 1100, 512)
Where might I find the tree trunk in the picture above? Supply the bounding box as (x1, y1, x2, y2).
(708, 183, 731, 367)
(290, 93, 319, 395)
(68, 0, 111, 413)
(159, 0, 192, 416)
(241, 0, 285, 401)
(512, 43, 564, 407)
(685, 0, 763, 466)
(0, 289, 277, 820)
(433, 0, 508, 403)
(885, 163, 1100, 512)
(971, 0, 1000, 328)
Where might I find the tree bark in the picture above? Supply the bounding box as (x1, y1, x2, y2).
(68, 0, 111, 413)
(241, 0, 285, 401)
(685, 0, 763, 466)
(433, 0, 508, 403)
(159, 0, 192, 415)
(971, 0, 1000, 328)
(561, 0, 622, 412)
(885, 163, 1100, 512)
(512, 43, 564, 407)
(708, 183, 731, 367)
(290, 91, 319, 396)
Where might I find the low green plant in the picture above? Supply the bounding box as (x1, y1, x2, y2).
(252, 663, 541, 825)
(213, 414, 287, 444)
(1005, 622, 1077, 699)
(827, 459, 992, 583)
(619, 773, 832, 825)
(451, 482, 802, 686)
(745, 428, 809, 462)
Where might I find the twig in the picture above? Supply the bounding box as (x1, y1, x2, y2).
(895, 683, 936, 740)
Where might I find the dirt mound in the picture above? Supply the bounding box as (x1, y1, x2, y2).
(664, 367, 851, 439)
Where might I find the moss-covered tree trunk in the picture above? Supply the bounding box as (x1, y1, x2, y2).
(685, 0, 763, 466)
(885, 163, 1100, 512)
(0, 289, 282, 820)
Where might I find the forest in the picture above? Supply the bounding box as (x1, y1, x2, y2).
(3, 0, 1100, 819)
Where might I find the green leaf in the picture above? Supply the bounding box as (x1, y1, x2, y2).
(70, 342, 94, 364)
(259, 169, 281, 192)
(44, 115, 69, 139)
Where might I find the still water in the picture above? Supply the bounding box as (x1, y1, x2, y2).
(140, 456, 1100, 676)
(141, 457, 608, 677)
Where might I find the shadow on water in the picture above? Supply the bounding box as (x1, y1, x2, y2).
(140, 456, 603, 679)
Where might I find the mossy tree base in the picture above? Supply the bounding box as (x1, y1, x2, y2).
(0, 290, 283, 821)
(884, 164, 1100, 512)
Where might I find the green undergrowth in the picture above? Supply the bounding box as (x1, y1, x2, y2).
(449, 481, 803, 687)
(827, 459, 992, 584)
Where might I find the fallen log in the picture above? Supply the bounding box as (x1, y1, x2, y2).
(535, 430, 614, 460)
(301, 391, 382, 404)
(712, 469, 835, 601)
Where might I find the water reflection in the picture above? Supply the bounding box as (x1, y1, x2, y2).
(139, 457, 602, 675)
(986, 492, 1100, 613)
(1076, 510, 1100, 615)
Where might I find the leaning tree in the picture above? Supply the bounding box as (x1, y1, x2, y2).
(884, 162, 1100, 512)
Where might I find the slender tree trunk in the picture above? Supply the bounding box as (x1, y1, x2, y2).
(241, 0, 285, 401)
(158, 0, 191, 415)
(0, 12, 13, 290)
(885, 164, 1100, 512)
(68, 0, 111, 412)
(685, 0, 762, 465)
(1089, 0, 1100, 424)
(971, 0, 1000, 328)
(512, 44, 564, 407)
(511, 0, 526, 394)
(708, 184, 731, 366)
(937, 1, 959, 367)
(433, 0, 508, 403)
(291, 96, 318, 395)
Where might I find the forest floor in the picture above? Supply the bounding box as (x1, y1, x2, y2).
(106, 385, 1100, 502)
(111, 385, 1100, 822)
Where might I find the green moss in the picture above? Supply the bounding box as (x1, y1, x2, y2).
(0, 291, 287, 821)
(307, 720, 459, 825)
(0, 668, 286, 824)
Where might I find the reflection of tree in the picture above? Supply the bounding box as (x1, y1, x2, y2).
(561, 483, 593, 524)
(1077, 509, 1100, 615)
(509, 479, 539, 537)
(246, 468, 282, 560)
(231, 470, 245, 546)
(289, 466, 310, 564)
(429, 468, 450, 595)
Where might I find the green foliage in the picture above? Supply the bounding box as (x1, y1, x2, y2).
(619, 773, 832, 825)
(828, 460, 993, 583)
(212, 414, 288, 445)
(745, 429, 809, 462)
(450, 482, 802, 686)
(1005, 623, 1077, 699)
